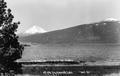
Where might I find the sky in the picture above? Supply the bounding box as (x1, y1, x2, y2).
(5, 0, 120, 33)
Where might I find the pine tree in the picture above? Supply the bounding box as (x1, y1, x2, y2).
(0, 0, 24, 63)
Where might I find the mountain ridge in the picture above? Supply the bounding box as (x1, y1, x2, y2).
(19, 20, 120, 44)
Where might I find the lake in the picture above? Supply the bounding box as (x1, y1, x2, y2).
(19, 43, 120, 62)
(14, 43, 120, 76)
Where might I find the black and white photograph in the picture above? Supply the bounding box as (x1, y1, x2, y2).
(0, 0, 120, 76)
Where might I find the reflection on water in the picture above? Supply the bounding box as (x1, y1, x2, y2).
(20, 65, 120, 76)
(1, 63, 120, 76)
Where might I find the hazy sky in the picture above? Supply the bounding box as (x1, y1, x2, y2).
(6, 0, 120, 33)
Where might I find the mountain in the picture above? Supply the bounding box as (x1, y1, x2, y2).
(18, 25, 46, 37)
(25, 26, 46, 34)
(19, 19, 120, 44)
(19, 19, 120, 63)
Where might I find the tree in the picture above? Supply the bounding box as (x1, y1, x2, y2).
(0, 0, 24, 63)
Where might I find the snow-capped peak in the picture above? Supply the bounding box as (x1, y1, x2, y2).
(25, 26, 46, 34)
(104, 18, 119, 22)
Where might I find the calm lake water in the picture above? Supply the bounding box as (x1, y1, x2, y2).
(20, 43, 120, 62)
(14, 43, 120, 76)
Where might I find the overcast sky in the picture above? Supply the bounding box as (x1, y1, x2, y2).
(6, 0, 120, 33)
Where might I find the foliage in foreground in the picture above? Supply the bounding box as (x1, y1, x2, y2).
(0, 0, 24, 63)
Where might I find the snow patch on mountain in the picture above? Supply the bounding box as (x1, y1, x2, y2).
(25, 26, 47, 34)
(104, 18, 119, 22)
